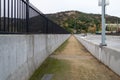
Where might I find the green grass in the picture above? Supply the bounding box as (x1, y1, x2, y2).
(53, 39, 69, 55)
(29, 38, 70, 80)
(29, 57, 70, 80)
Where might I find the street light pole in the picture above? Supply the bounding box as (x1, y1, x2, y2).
(101, 0, 107, 46)
(99, 0, 108, 46)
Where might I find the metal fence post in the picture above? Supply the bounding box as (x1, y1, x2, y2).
(26, 0, 29, 33)
(0, 0, 2, 31)
(4, 0, 6, 31)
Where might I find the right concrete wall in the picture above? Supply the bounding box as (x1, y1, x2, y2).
(75, 35, 120, 76)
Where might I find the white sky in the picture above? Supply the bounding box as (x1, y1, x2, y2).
(29, 0, 120, 17)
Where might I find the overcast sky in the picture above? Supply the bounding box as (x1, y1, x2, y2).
(29, 0, 120, 17)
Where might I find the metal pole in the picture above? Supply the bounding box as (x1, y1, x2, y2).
(101, 0, 107, 46)
(0, 0, 1, 31)
(4, 0, 6, 31)
(26, 0, 29, 33)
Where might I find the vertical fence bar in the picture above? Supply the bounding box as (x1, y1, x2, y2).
(11, 0, 13, 32)
(19, 0, 21, 32)
(8, 0, 10, 31)
(14, 0, 16, 32)
(22, 1, 23, 32)
(0, 0, 1, 31)
(9, 0, 11, 32)
(17, 0, 18, 32)
(24, 4, 26, 31)
(23, 2, 25, 32)
(26, 0, 29, 32)
(21, 0, 23, 32)
(21, 0, 22, 32)
(20, 0, 22, 32)
(22, 2, 25, 31)
(4, 0, 6, 31)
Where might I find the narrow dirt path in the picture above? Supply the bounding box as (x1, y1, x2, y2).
(50, 35, 120, 80)
(29, 35, 120, 80)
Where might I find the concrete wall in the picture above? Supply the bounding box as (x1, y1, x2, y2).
(0, 34, 70, 80)
(75, 35, 120, 76)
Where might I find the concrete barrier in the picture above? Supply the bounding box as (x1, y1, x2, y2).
(0, 34, 70, 80)
(75, 35, 120, 76)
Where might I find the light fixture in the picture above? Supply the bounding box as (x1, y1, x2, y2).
(98, 0, 109, 6)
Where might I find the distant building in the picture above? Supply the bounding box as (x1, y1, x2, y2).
(106, 24, 120, 33)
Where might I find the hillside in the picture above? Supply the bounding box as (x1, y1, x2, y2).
(46, 11, 120, 33)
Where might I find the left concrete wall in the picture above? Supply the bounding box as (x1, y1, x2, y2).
(0, 34, 70, 80)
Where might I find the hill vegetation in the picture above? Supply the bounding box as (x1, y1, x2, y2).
(46, 11, 120, 33)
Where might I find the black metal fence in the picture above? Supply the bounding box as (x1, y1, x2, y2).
(0, 0, 69, 34)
